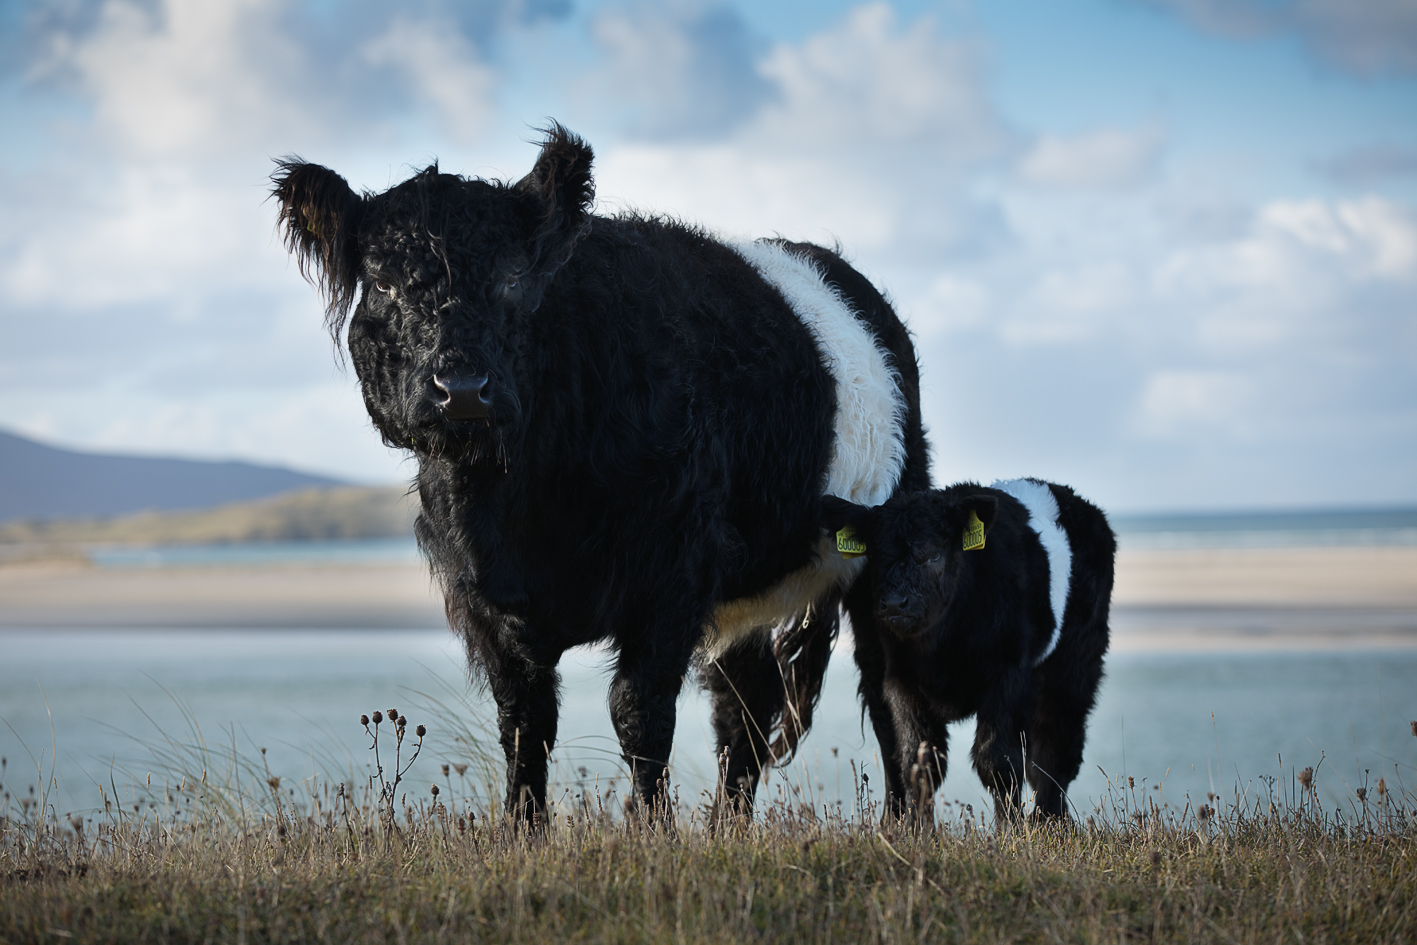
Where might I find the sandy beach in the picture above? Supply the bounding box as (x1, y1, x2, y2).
(2, 545, 1415, 649)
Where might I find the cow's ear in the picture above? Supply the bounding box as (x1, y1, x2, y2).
(961, 494, 999, 532)
(821, 495, 872, 533)
(271, 158, 364, 341)
(516, 123, 595, 268)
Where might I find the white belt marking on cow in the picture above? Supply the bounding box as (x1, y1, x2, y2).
(701, 240, 908, 658)
(991, 478, 1072, 666)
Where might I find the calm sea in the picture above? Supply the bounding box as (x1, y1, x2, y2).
(3, 630, 1414, 822)
(4, 508, 1415, 822)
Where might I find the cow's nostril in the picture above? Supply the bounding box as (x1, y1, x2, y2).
(432, 373, 493, 420)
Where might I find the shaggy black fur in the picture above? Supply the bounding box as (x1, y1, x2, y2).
(272, 125, 928, 819)
(823, 482, 1114, 824)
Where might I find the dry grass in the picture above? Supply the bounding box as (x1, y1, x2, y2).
(0, 486, 416, 553)
(4, 709, 1416, 943)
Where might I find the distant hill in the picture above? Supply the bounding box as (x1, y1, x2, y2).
(0, 429, 347, 523)
(0, 485, 417, 547)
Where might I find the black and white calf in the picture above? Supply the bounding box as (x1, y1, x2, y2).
(272, 125, 930, 820)
(824, 479, 1114, 823)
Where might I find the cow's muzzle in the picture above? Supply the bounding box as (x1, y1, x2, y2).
(877, 591, 925, 637)
(431, 373, 494, 421)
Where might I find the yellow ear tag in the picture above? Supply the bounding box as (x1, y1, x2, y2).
(962, 510, 986, 551)
(836, 526, 867, 559)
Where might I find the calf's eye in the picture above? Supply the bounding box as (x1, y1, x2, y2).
(375, 281, 394, 296)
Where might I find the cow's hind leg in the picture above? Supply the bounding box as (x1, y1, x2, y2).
(609, 630, 699, 822)
(704, 629, 785, 822)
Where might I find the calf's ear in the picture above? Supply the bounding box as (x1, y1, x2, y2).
(270, 158, 364, 341)
(516, 122, 595, 269)
(962, 494, 999, 532)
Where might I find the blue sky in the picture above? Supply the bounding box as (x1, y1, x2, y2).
(1, 0, 1414, 512)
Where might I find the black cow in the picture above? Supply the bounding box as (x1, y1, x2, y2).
(271, 125, 929, 820)
(823, 479, 1114, 824)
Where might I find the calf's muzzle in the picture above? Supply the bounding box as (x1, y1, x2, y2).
(432, 372, 494, 421)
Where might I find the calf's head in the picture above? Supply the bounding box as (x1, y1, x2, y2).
(271, 125, 595, 459)
(824, 490, 998, 640)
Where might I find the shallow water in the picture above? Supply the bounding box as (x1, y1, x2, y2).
(2, 627, 1414, 822)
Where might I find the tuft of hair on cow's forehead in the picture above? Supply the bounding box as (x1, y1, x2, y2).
(361, 173, 537, 275)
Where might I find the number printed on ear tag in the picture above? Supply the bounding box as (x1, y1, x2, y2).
(963, 510, 986, 551)
(836, 526, 867, 559)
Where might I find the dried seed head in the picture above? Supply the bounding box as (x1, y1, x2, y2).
(388, 709, 399, 721)
(454, 764, 468, 776)
(360, 714, 370, 726)
(1298, 767, 1314, 789)
(267, 776, 281, 791)
(1411, 720, 1416, 738)
(457, 816, 466, 833)
(397, 716, 407, 729)
(69, 814, 84, 832)
(372, 711, 383, 724)
(1356, 787, 1367, 801)
(1128, 776, 1135, 789)
(416, 724, 427, 737)
(441, 764, 450, 776)
(1198, 805, 1212, 821)
(1378, 778, 1387, 796)
(431, 784, 440, 796)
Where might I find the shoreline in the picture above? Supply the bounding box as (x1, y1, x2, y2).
(3, 545, 1416, 649)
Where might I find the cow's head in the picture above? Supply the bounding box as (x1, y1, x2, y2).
(271, 124, 595, 461)
(823, 490, 998, 640)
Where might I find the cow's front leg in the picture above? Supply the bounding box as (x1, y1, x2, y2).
(608, 636, 696, 820)
(484, 642, 561, 824)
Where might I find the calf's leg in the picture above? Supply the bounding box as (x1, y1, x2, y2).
(882, 679, 951, 828)
(704, 629, 785, 820)
(1026, 630, 1106, 819)
(971, 667, 1038, 824)
(849, 599, 910, 819)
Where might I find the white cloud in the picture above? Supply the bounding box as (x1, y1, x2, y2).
(53, 0, 318, 157)
(594, 4, 1012, 258)
(998, 261, 1138, 344)
(755, 3, 1009, 162)
(587, 0, 771, 140)
(1132, 369, 1251, 438)
(908, 275, 992, 336)
(362, 18, 496, 144)
(1136, 0, 1417, 76)
(1016, 124, 1165, 189)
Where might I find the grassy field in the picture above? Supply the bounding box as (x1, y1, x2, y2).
(4, 715, 1415, 944)
(0, 486, 416, 553)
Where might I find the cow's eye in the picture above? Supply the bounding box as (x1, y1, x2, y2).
(503, 274, 520, 293)
(375, 281, 394, 296)
(926, 549, 944, 565)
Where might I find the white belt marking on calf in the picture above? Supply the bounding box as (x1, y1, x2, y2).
(702, 240, 908, 658)
(991, 478, 1072, 666)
